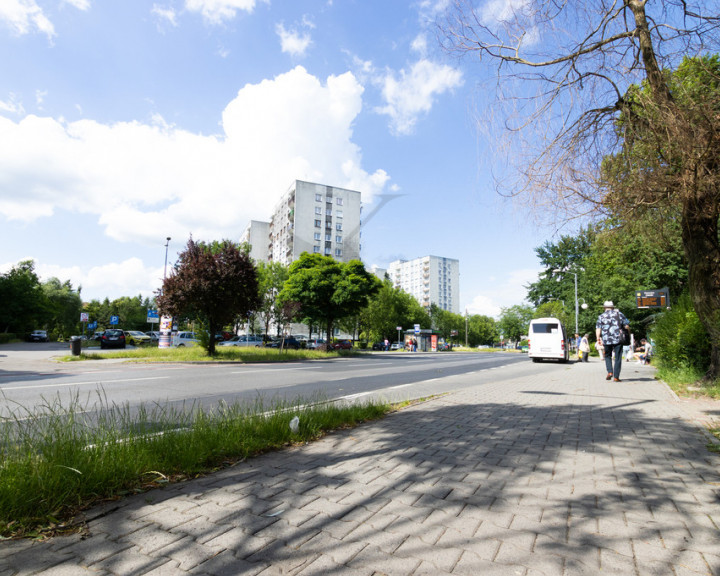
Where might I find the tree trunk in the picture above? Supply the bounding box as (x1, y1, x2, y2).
(681, 198, 720, 379)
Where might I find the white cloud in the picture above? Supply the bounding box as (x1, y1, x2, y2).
(410, 34, 427, 57)
(62, 0, 90, 10)
(35, 258, 162, 301)
(376, 59, 463, 135)
(184, 0, 262, 25)
(0, 94, 25, 115)
(275, 22, 312, 57)
(465, 267, 540, 318)
(0, 0, 55, 37)
(0, 66, 389, 246)
(151, 4, 178, 28)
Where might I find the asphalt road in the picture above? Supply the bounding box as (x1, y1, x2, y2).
(0, 344, 534, 419)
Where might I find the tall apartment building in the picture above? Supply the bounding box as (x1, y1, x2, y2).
(388, 255, 460, 313)
(241, 180, 362, 265)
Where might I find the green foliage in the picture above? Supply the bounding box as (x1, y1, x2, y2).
(279, 253, 380, 344)
(498, 304, 534, 343)
(650, 293, 711, 376)
(42, 278, 83, 338)
(0, 260, 45, 334)
(359, 279, 430, 342)
(467, 314, 499, 347)
(157, 238, 260, 355)
(255, 261, 289, 335)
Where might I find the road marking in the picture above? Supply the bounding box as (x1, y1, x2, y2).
(339, 392, 373, 400)
(0, 376, 170, 392)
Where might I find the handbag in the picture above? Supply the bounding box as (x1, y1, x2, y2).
(620, 326, 631, 345)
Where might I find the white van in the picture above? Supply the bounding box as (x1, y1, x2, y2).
(528, 318, 570, 363)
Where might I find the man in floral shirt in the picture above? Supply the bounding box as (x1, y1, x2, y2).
(595, 301, 630, 382)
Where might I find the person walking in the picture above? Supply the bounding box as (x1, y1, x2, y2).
(596, 301, 630, 381)
(579, 333, 590, 362)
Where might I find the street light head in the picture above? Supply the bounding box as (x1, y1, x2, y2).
(581, 303, 588, 310)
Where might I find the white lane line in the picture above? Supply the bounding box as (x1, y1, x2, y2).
(229, 367, 318, 375)
(389, 384, 414, 389)
(0, 376, 170, 392)
(339, 392, 373, 400)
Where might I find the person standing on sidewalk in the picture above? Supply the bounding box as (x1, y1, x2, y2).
(595, 301, 630, 381)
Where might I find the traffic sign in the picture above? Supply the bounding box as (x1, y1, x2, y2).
(110, 315, 119, 325)
(80, 312, 89, 322)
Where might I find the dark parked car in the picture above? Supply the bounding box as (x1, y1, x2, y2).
(333, 339, 353, 350)
(100, 329, 126, 349)
(264, 336, 301, 350)
(28, 330, 49, 342)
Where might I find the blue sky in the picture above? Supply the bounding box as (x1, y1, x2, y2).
(0, 0, 550, 317)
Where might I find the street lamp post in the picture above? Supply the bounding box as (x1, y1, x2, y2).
(163, 237, 171, 282)
(159, 237, 172, 350)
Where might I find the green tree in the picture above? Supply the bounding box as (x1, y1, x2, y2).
(601, 55, 720, 376)
(157, 238, 259, 355)
(498, 305, 534, 344)
(0, 260, 45, 334)
(467, 314, 499, 347)
(429, 304, 464, 342)
(255, 261, 289, 337)
(360, 279, 430, 342)
(439, 3, 720, 377)
(278, 253, 380, 346)
(42, 278, 83, 338)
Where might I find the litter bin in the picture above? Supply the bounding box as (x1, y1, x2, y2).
(70, 336, 82, 356)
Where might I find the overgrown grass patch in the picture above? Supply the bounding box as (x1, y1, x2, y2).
(62, 346, 355, 363)
(657, 362, 720, 399)
(0, 392, 392, 539)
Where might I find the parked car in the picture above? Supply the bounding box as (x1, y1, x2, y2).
(219, 334, 265, 347)
(28, 330, 49, 342)
(306, 338, 326, 349)
(124, 330, 152, 346)
(371, 342, 385, 351)
(173, 331, 198, 347)
(264, 336, 302, 350)
(332, 339, 353, 350)
(390, 341, 405, 351)
(100, 329, 126, 349)
(145, 331, 160, 342)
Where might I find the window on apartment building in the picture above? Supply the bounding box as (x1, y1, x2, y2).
(325, 234, 331, 241)
(335, 248, 342, 256)
(336, 223, 342, 231)
(315, 194, 322, 202)
(335, 235, 342, 243)
(324, 247, 332, 255)
(314, 219, 321, 227)
(313, 246, 320, 253)
(326, 208, 332, 216)
(336, 209, 343, 218)
(336, 198, 343, 206)
(315, 207, 322, 215)
(314, 232, 321, 241)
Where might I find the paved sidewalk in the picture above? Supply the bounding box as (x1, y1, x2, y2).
(2, 360, 719, 575)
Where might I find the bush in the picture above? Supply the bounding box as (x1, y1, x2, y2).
(650, 292, 710, 374)
(0, 333, 16, 344)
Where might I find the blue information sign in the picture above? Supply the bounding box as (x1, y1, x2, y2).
(110, 315, 119, 325)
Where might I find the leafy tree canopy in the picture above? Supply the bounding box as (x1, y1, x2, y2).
(157, 238, 259, 354)
(278, 253, 380, 346)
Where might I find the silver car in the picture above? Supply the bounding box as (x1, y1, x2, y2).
(218, 334, 264, 347)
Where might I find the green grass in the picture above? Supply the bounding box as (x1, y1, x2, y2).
(62, 345, 357, 363)
(656, 363, 720, 399)
(0, 392, 392, 539)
